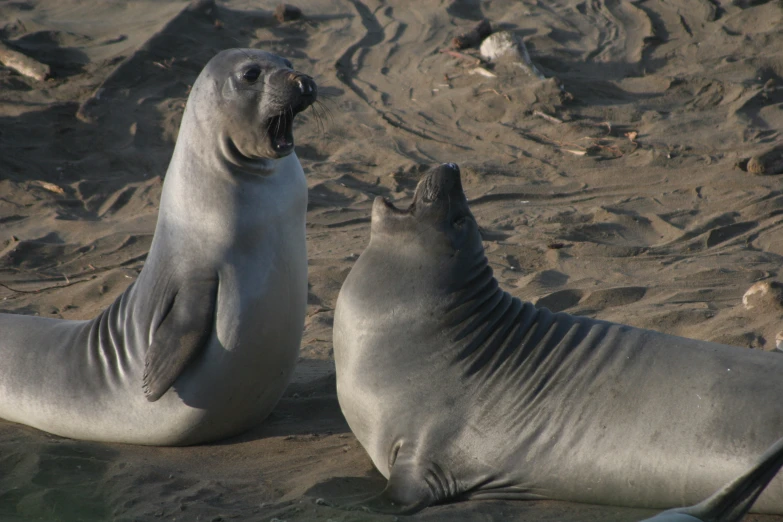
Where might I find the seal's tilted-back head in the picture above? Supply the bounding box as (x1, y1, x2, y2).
(370, 163, 482, 259)
(185, 48, 317, 163)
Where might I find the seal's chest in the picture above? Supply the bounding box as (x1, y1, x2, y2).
(227, 222, 304, 299)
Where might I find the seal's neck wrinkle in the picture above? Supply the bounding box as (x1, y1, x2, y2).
(445, 257, 529, 376)
(179, 104, 276, 175)
(219, 132, 278, 174)
(445, 256, 591, 380)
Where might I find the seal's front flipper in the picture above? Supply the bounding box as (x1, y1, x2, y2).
(351, 452, 442, 515)
(354, 476, 432, 515)
(143, 278, 219, 402)
(640, 435, 783, 522)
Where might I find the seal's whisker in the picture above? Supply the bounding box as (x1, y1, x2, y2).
(315, 107, 326, 134)
(314, 99, 333, 119)
(308, 103, 326, 135)
(311, 101, 332, 135)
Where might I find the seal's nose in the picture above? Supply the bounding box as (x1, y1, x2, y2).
(270, 69, 318, 108)
(295, 75, 317, 97)
(285, 71, 317, 102)
(420, 162, 463, 203)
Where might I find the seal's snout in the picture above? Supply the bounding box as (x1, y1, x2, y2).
(270, 69, 318, 111)
(291, 73, 317, 105)
(419, 162, 464, 203)
(264, 68, 318, 156)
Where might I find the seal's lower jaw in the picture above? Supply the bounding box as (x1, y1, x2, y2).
(266, 113, 295, 157)
(371, 196, 411, 234)
(380, 197, 412, 214)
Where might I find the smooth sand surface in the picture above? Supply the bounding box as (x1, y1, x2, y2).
(1, 0, 783, 520)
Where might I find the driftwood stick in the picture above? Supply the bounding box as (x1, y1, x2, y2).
(0, 41, 49, 81)
(532, 110, 563, 124)
(439, 49, 481, 65)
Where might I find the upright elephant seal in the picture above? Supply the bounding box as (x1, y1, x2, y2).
(333, 163, 783, 514)
(0, 49, 317, 445)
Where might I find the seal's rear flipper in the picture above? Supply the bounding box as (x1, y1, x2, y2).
(641, 435, 783, 522)
(143, 278, 219, 402)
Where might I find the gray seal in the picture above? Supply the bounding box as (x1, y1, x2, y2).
(333, 163, 783, 514)
(0, 48, 317, 446)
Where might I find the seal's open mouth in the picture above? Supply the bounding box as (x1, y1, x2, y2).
(267, 112, 295, 155)
(381, 197, 409, 213)
(264, 73, 317, 157)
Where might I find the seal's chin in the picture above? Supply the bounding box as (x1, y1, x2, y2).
(266, 112, 295, 156)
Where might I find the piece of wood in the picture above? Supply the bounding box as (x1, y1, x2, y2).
(533, 110, 563, 124)
(439, 49, 481, 65)
(0, 41, 49, 82)
(470, 67, 497, 78)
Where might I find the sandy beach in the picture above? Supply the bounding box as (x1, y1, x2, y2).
(1, 0, 783, 520)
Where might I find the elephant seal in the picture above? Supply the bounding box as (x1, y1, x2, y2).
(643, 434, 783, 522)
(0, 48, 317, 445)
(333, 163, 783, 514)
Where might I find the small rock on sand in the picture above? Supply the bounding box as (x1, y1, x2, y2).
(742, 281, 783, 312)
(480, 31, 521, 62)
(275, 4, 302, 23)
(746, 145, 783, 175)
(479, 31, 546, 80)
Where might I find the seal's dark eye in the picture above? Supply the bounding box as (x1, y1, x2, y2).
(453, 216, 467, 227)
(243, 67, 261, 82)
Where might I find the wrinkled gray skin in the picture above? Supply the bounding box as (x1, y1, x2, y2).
(0, 49, 316, 445)
(643, 434, 783, 522)
(334, 163, 783, 515)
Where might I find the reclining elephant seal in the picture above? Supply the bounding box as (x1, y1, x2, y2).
(333, 163, 783, 514)
(642, 433, 783, 522)
(0, 48, 317, 446)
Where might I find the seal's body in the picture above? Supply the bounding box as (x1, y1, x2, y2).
(0, 49, 317, 445)
(643, 434, 783, 522)
(334, 163, 783, 514)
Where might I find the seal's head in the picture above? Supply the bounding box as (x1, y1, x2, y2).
(189, 48, 317, 162)
(371, 163, 482, 258)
